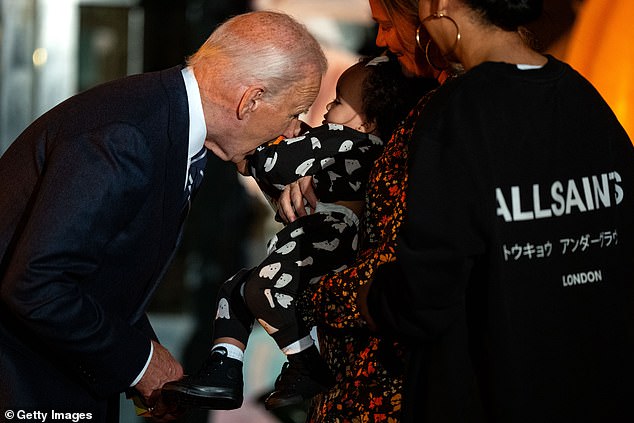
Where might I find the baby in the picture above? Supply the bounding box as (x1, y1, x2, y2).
(163, 54, 438, 410)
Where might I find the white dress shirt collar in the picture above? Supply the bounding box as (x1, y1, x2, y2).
(181, 66, 207, 187)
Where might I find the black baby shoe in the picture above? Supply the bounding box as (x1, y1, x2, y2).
(264, 345, 335, 410)
(162, 346, 243, 410)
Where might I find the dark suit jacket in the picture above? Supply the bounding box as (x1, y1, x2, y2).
(0, 66, 191, 418)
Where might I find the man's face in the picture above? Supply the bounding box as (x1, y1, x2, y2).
(206, 74, 322, 163)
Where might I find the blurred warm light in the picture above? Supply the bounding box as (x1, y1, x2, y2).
(32, 48, 48, 67)
(566, 0, 634, 144)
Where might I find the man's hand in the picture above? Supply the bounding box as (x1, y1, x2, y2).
(277, 176, 317, 223)
(134, 340, 184, 420)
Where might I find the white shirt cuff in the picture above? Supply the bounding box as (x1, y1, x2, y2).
(130, 341, 153, 387)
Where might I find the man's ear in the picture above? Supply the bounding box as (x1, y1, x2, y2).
(237, 86, 265, 119)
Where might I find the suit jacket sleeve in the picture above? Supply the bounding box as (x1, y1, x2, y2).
(0, 123, 154, 396)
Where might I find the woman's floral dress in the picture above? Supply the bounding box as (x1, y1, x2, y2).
(302, 93, 434, 423)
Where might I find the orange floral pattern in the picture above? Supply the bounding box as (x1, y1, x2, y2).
(303, 94, 433, 422)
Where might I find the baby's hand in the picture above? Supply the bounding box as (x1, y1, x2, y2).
(278, 176, 317, 223)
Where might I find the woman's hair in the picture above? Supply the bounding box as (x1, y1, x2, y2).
(358, 53, 438, 140)
(377, 0, 420, 53)
(379, 0, 419, 27)
(463, 0, 543, 31)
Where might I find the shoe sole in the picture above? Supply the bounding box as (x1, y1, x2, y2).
(264, 393, 304, 410)
(162, 385, 243, 410)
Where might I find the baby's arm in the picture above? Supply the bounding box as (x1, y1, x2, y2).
(248, 124, 379, 198)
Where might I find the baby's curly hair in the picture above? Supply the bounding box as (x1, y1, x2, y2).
(358, 52, 438, 140)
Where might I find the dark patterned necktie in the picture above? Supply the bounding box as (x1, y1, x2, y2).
(129, 146, 207, 325)
(184, 147, 208, 209)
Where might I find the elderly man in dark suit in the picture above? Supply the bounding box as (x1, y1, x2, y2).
(0, 10, 326, 422)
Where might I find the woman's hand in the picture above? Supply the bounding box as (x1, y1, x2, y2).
(277, 176, 317, 223)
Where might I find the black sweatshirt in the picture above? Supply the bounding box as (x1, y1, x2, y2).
(369, 56, 634, 422)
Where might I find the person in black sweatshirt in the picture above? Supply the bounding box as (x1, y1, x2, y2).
(359, 0, 634, 422)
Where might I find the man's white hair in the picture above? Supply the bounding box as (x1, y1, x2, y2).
(188, 10, 327, 98)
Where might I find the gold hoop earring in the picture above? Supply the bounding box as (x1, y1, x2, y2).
(416, 24, 445, 71)
(415, 25, 425, 51)
(420, 11, 461, 59)
(424, 39, 446, 71)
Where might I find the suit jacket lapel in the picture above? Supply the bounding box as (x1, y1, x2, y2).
(129, 66, 190, 324)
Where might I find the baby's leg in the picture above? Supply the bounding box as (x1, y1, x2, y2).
(212, 268, 256, 353)
(243, 211, 357, 350)
(242, 210, 358, 408)
(161, 268, 255, 409)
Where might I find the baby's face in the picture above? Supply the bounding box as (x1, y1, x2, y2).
(323, 64, 369, 132)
